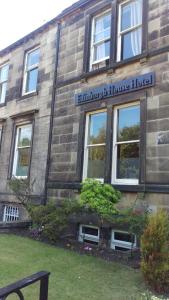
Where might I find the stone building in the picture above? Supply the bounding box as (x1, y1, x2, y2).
(0, 20, 58, 221)
(1, 0, 169, 247)
(47, 0, 169, 214)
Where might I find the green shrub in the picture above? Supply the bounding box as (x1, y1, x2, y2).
(79, 179, 121, 218)
(30, 199, 81, 242)
(140, 209, 169, 293)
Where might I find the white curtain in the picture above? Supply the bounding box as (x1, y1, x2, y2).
(130, 0, 142, 56)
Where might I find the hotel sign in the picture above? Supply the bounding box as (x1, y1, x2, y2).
(75, 72, 155, 105)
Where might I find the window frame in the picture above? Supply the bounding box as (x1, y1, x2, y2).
(90, 9, 111, 69)
(83, 109, 107, 182)
(84, 0, 147, 73)
(78, 224, 100, 244)
(110, 229, 137, 251)
(12, 123, 33, 179)
(112, 101, 140, 185)
(117, 0, 143, 62)
(22, 47, 40, 96)
(0, 63, 9, 105)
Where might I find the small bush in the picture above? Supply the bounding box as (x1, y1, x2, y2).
(30, 199, 81, 242)
(140, 209, 169, 294)
(79, 179, 121, 219)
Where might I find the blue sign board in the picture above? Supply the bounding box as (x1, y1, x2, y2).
(75, 72, 155, 105)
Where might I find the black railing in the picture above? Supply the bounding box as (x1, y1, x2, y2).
(0, 271, 50, 300)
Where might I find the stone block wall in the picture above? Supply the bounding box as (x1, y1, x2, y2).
(0, 23, 58, 220)
(47, 0, 169, 211)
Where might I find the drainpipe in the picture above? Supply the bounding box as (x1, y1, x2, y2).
(44, 21, 61, 204)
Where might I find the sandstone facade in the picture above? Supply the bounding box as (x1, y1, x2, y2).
(47, 0, 169, 212)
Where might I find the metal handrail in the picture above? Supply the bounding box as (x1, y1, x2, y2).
(0, 271, 50, 300)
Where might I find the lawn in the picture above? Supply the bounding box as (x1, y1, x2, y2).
(0, 234, 158, 300)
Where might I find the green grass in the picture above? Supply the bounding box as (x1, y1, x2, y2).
(0, 234, 154, 300)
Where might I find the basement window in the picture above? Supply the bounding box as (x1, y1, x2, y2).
(3, 205, 19, 222)
(78, 224, 100, 245)
(110, 230, 136, 251)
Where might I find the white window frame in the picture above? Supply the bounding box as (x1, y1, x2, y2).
(3, 205, 19, 222)
(12, 123, 32, 179)
(83, 109, 106, 182)
(110, 230, 137, 251)
(22, 47, 40, 95)
(117, 0, 142, 62)
(0, 63, 9, 104)
(90, 10, 111, 69)
(112, 102, 140, 185)
(78, 224, 100, 244)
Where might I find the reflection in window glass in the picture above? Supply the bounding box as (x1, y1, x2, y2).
(27, 49, 40, 67)
(94, 41, 110, 62)
(12, 124, 32, 178)
(117, 0, 142, 61)
(122, 28, 142, 60)
(0, 64, 9, 104)
(84, 111, 107, 180)
(91, 11, 111, 67)
(117, 105, 140, 142)
(121, 0, 142, 31)
(88, 112, 107, 144)
(23, 48, 40, 94)
(26, 68, 38, 93)
(16, 148, 31, 177)
(113, 103, 140, 183)
(117, 143, 139, 179)
(114, 231, 135, 243)
(87, 146, 105, 179)
(18, 126, 32, 147)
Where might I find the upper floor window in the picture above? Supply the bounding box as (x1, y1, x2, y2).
(12, 123, 33, 178)
(117, 0, 142, 61)
(0, 64, 9, 104)
(22, 48, 40, 95)
(83, 111, 107, 181)
(90, 11, 111, 69)
(88, 0, 143, 71)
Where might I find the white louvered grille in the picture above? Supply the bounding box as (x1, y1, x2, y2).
(3, 206, 19, 222)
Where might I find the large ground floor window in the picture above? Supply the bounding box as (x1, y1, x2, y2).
(12, 123, 32, 178)
(112, 102, 140, 185)
(83, 110, 107, 181)
(83, 102, 140, 185)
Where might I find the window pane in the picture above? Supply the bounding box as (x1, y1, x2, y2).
(121, 0, 142, 31)
(82, 227, 98, 236)
(16, 148, 31, 177)
(27, 49, 40, 67)
(95, 28, 110, 43)
(94, 40, 110, 61)
(94, 13, 111, 43)
(26, 68, 38, 92)
(114, 232, 135, 243)
(87, 146, 105, 179)
(0, 65, 9, 82)
(18, 125, 32, 147)
(117, 105, 140, 142)
(0, 82, 7, 103)
(122, 27, 142, 60)
(117, 142, 139, 179)
(88, 112, 107, 145)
